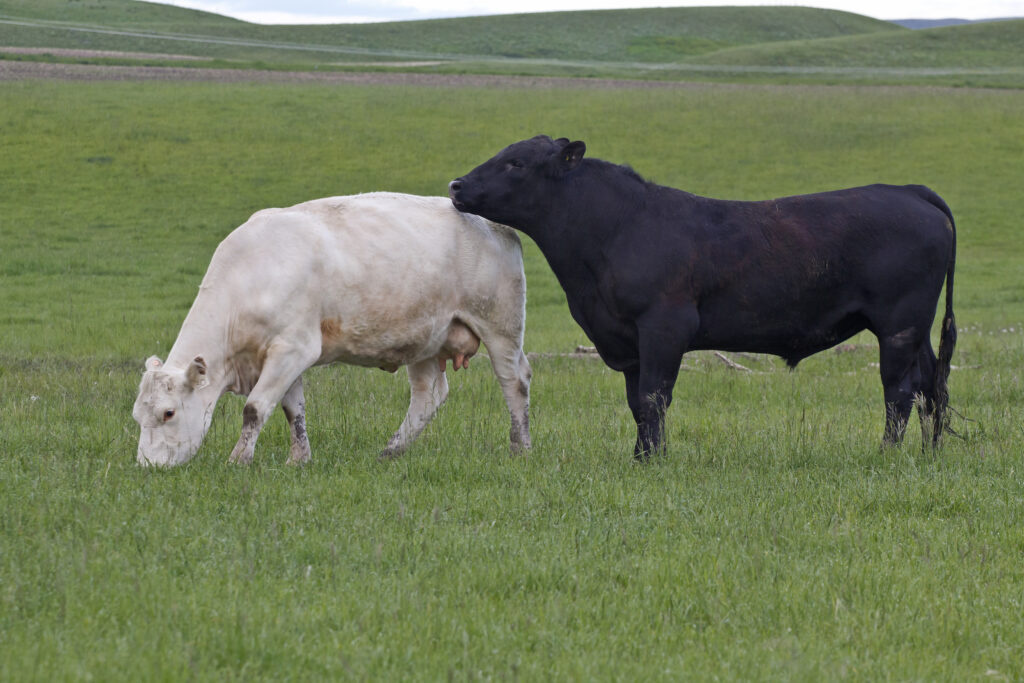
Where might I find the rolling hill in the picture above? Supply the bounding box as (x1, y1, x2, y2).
(0, 1, 899, 64)
(691, 17, 1024, 68)
(0, 1, 1020, 86)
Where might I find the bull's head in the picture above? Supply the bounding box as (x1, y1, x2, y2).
(132, 355, 213, 467)
(449, 135, 585, 227)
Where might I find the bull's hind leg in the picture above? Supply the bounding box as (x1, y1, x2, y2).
(878, 328, 926, 447)
(914, 343, 939, 449)
(380, 358, 449, 460)
(483, 336, 532, 454)
(280, 376, 311, 465)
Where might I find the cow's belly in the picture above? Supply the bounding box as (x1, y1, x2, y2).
(316, 315, 447, 368)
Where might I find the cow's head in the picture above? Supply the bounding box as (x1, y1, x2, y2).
(449, 135, 585, 227)
(133, 355, 212, 467)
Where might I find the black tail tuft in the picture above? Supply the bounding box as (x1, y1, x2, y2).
(924, 189, 957, 447)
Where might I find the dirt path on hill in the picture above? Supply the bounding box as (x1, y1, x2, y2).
(0, 56, 707, 89)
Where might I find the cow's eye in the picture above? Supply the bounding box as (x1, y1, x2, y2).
(163, 409, 176, 422)
(507, 159, 524, 170)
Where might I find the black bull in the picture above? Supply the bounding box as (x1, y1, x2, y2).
(450, 135, 956, 459)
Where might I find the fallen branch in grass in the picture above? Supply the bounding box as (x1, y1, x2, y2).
(713, 351, 752, 372)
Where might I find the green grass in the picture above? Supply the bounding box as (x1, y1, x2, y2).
(2, 79, 1024, 678)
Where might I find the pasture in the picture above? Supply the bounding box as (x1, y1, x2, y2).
(2, 77, 1024, 679)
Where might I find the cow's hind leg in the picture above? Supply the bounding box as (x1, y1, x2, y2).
(280, 376, 311, 465)
(230, 343, 317, 465)
(482, 335, 532, 454)
(380, 358, 449, 460)
(878, 328, 925, 447)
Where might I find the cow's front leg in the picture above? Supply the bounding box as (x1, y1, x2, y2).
(630, 305, 698, 461)
(280, 376, 311, 465)
(380, 358, 449, 460)
(229, 343, 317, 465)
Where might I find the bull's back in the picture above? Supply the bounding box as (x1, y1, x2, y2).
(686, 184, 954, 356)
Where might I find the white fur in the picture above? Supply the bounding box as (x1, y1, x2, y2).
(133, 193, 531, 467)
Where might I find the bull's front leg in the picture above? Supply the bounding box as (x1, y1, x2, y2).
(628, 305, 698, 461)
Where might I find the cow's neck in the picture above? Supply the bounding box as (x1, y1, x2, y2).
(164, 288, 234, 399)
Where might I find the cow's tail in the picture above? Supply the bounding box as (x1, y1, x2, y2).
(922, 187, 957, 446)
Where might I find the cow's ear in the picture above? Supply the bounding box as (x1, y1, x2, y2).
(560, 140, 585, 172)
(186, 356, 209, 390)
(145, 356, 163, 372)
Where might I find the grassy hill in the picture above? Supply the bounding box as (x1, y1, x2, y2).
(0, 1, 1021, 86)
(282, 6, 898, 63)
(692, 18, 1024, 68)
(0, 0, 246, 29)
(0, 1, 898, 64)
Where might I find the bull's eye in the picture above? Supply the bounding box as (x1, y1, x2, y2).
(507, 159, 524, 170)
(163, 409, 176, 422)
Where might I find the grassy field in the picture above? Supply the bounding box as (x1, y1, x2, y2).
(2, 76, 1023, 679)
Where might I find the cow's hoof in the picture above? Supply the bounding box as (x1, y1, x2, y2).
(378, 448, 403, 462)
(228, 450, 254, 465)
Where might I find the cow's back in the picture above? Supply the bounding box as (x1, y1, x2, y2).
(197, 193, 524, 369)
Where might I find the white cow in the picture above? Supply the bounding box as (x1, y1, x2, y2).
(133, 193, 532, 467)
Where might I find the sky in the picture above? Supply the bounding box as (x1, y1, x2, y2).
(151, 0, 1024, 25)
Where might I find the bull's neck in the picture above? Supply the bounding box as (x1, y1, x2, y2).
(520, 167, 642, 280)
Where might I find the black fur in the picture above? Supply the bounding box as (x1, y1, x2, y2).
(451, 135, 956, 459)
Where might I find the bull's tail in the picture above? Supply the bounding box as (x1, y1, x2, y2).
(922, 188, 957, 446)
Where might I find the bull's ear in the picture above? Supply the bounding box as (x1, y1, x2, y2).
(145, 356, 163, 372)
(560, 140, 585, 172)
(186, 356, 209, 390)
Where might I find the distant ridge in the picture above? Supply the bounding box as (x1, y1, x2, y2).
(893, 17, 1022, 29)
(1, 1, 1021, 87)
